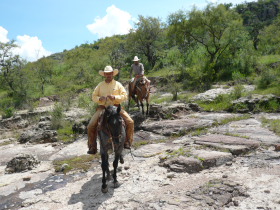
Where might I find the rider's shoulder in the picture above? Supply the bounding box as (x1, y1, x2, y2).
(115, 80, 123, 86)
(96, 81, 105, 87)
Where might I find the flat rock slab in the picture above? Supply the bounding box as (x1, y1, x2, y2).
(188, 112, 242, 122)
(133, 143, 178, 158)
(49, 137, 88, 161)
(141, 118, 213, 136)
(134, 130, 167, 141)
(160, 149, 233, 173)
(194, 134, 260, 155)
(192, 150, 233, 168)
(210, 119, 280, 145)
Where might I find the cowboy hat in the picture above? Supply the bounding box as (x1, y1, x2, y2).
(132, 56, 140, 61)
(99, 66, 119, 76)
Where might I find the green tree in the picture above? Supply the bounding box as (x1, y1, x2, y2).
(258, 15, 280, 54)
(235, 0, 280, 49)
(0, 41, 30, 106)
(168, 4, 252, 82)
(30, 57, 54, 94)
(127, 15, 164, 69)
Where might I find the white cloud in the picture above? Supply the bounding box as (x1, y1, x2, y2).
(0, 26, 9, 43)
(13, 35, 52, 62)
(0, 26, 52, 62)
(87, 5, 133, 38)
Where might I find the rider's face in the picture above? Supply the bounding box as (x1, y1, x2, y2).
(104, 72, 114, 81)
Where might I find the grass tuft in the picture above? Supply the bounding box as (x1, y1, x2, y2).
(53, 154, 99, 174)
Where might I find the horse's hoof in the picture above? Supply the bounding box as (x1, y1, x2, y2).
(120, 156, 124, 164)
(101, 186, 108, 193)
(113, 181, 120, 188)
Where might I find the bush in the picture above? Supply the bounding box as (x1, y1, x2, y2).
(78, 92, 92, 108)
(231, 85, 244, 99)
(257, 69, 276, 89)
(51, 103, 64, 130)
(3, 107, 15, 119)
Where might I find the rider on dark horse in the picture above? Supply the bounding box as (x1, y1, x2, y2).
(130, 56, 150, 98)
(87, 66, 134, 154)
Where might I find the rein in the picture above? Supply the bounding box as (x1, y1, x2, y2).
(103, 114, 123, 141)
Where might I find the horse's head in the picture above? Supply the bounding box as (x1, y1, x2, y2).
(104, 105, 123, 143)
(138, 77, 147, 86)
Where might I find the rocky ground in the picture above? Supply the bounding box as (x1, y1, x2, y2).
(0, 87, 280, 210)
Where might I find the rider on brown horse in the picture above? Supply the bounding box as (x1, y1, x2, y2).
(130, 56, 150, 98)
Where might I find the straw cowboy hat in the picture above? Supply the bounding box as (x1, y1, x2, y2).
(99, 66, 119, 76)
(132, 56, 140, 61)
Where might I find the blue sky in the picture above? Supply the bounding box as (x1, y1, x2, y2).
(0, 0, 254, 61)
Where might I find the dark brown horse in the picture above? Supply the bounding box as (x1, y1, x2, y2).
(128, 77, 150, 115)
(98, 105, 125, 193)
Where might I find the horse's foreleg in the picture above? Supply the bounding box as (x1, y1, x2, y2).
(101, 153, 108, 193)
(106, 153, 111, 180)
(136, 97, 140, 109)
(112, 154, 120, 188)
(140, 101, 144, 115)
(146, 100, 149, 116)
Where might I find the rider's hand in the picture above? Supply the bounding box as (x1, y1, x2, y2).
(99, 96, 106, 101)
(107, 95, 115, 100)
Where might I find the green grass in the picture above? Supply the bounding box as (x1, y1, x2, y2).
(53, 154, 99, 174)
(166, 147, 191, 157)
(261, 117, 280, 136)
(146, 67, 180, 77)
(197, 94, 233, 111)
(218, 114, 251, 125)
(150, 94, 173, 104)
(257, 55, 280, 65)
(253, 86, 280, 96)
(224, 132, 250, 139)
(150, 92, 198, 104)
(57, 121, 76, 143)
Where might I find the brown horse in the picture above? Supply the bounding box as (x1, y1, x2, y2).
(128, 77, 150, 115)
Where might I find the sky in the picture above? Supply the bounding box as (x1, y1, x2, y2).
(0, 0, 256, 61)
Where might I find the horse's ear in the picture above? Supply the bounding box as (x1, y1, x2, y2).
(117, 105, 121, 113)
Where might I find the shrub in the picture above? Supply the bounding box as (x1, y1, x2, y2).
(257, 69, 277, 89)
(3, 107, 15, 119)
(51, 103, 64, 130)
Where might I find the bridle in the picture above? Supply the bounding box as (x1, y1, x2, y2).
(104, 112, 123, 141)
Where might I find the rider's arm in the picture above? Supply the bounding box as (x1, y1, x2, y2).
(92, 83, 104, 105)
(138, 63, 144, 76)
(113, 82, 128, 104)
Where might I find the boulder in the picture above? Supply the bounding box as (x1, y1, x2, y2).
(130, 111, 146, 129)
(231, 94, 280, 113)
(148, 102, 194, 119)
(5, 154, 40, 174)
(160, 156, 203, 173)
(18, 129, 57, 144)
(72, 119, 89, 134)
(191, 85, 255, 102)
